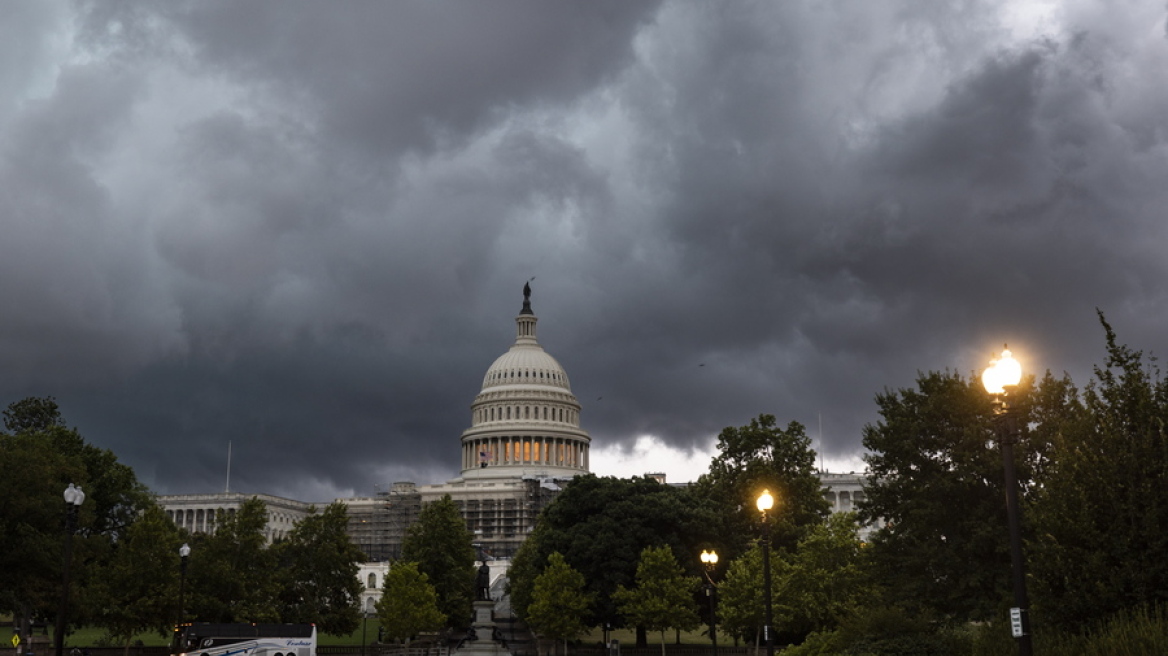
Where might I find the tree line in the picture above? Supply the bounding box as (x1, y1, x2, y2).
(507, 314, 1168, 653)
(0, 398, 369, 653)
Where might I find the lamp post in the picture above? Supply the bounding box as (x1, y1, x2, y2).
(700, 550, 719, 656)
(178, 543, 191, 625)
(756, 490, 775, 656)
(55, 483, 85, 656)
(982, 347, 1033, 656)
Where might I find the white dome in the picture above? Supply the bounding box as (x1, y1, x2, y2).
(459, 286, 590, 478)
(482, 346, 571, 391)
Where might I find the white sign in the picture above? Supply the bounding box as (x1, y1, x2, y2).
(1010, 607, 1024, 638)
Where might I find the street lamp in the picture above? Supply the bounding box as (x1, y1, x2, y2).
(756, 490, 775, 656)
(178, 543, 191, 624)
(700, 550, 719, 656)
(55, 483, 85, 656)
(982, 347, 1033, 656)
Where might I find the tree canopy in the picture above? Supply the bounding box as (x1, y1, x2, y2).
(526, 552, 592, 654)
(694, 414, 830, 555)
(509, 475, 721, 631)
(613, 545, 700, 656)
(858, 370, 1029, 621)
(376, 562, 446, 645)
(1028, 314, 1168, 629)
(273, 502, 364, 635)
(401, 494, 476, 631)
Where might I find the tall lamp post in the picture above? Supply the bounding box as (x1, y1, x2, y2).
(178, 543, 191, 624)
(700, 550, 719, 656)
(756, 490, 775, 656)
(55, 483, 85, 656)
(982, 347, 1033, 656)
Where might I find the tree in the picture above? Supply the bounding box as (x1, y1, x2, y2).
(187, 498, 279, 623)
(717, 545, 766, 651)
(1029, 314, 1168, 629)
(526, 552, 592, 656)
(775, 512, 873, 639)
(376, 562, 446, 646)
(87, 505, 182, 655)
(2, 396, 64, 433)
(509, 475, 721, 638)
(400, 495, 476, 631)
(0, 431, 86, 652)
(858, 371, 1032, 622)
(613, 545, 701, 656)
(0, 397, 151, 651)
(694, 415, 830, 555)
(273, 502, 364, 635)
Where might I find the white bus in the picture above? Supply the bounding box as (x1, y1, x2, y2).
(172, 623, 316, 656)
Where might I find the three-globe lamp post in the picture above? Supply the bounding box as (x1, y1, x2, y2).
(756, 489, 775, 656)
(982, 347, 1033, 656)
(56, 483, 85, 656)
(700, 549, 719, 656)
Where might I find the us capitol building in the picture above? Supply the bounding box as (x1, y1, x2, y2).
(158, 285, 594, 561)
(157, 285, 871, 568)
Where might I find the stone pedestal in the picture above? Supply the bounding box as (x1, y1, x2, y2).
(455, 601, 511, 656)
(474, 600, 495, 628)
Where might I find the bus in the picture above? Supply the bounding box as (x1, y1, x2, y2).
(171, 623, 316, 656)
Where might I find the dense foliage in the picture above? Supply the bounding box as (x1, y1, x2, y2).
(612, 545, 700, 656)
(694, 414, 831, 556)
(376, 562, 445, 645)
(525, 552, 592, 653)
(858, 370, 1029, 621)
(508, 474, 721, 633)
(400, 494, 476, 631)
(273, 502, 365, 634)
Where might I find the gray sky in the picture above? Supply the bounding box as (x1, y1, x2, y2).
(4, 1, 1167, 501)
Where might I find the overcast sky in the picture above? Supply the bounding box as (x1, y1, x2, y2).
(4, 1, 1167, 501)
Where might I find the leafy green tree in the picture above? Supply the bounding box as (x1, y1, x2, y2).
(401, 495, 475, 630)
(509, 475, 721, 638)
(376, 562, 446, 646)
(2, 396, 64, 433)
(526, 552, 592, 656)
(717, 545, 766, 649)
(0, 397, 151, 649)
(0, 430, 85, 651)
(858, 371, 1033, 622)
(273, 502, 364, 635)
(87, 505, 182, 654)
(187, 497, 279, 623)
(775, 512, 874, 639)
(1029, 315, 1168, 629)
(613, 545, 700, 656)
(694, 414, 830, 555)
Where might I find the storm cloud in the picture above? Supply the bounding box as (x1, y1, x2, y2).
(3, 0, 1167, 500)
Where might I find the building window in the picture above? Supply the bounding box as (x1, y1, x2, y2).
(368, 573, 377, 588)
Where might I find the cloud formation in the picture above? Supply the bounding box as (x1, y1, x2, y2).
(3, 0, 1167, 500)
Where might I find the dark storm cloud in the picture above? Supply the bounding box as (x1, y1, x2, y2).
(3, 0, 1168, 499)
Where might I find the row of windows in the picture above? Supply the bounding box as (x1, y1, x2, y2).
(487, 368, 564, 384)
(476, 404, 577, 424)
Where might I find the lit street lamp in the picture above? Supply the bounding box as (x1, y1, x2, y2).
(178, 543, 191, 624)
(55, 483, 85, 656)
(700, 549, 719, 656)
(982, 347, 1033, 656)
(756, 490, 775, 656)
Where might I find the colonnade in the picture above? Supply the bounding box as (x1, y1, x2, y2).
(462, 435, 589, 470)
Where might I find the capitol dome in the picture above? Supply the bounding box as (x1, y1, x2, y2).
(459, 284, 590, 478)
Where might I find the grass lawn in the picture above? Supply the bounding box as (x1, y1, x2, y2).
(2, 621, 386, 649)
(579, 627, 713, 646)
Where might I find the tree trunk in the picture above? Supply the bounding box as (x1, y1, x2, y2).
(659, 631, 666, 656)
